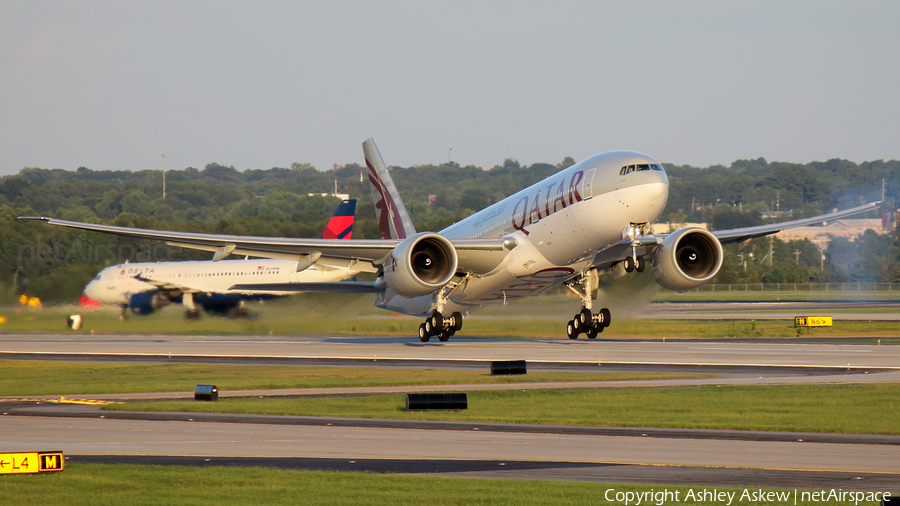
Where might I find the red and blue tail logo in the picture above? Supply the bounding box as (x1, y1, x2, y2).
(321, 199, 357, 239)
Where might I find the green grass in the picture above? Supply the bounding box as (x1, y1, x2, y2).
(0, 464, 876, 506)
(4, 274, 900, 338)
(2, 295, 899, 338)
(110, 383, 900, 435)
(0, 360, 709, 396)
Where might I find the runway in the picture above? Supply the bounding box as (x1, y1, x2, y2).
(2, 332, 899, 369)
(3, 331, 900, 488)
(2, 414, 899, 488)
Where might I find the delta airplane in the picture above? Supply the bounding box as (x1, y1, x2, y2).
(80, 199, 358, 319)
(22, 140, 879, 341)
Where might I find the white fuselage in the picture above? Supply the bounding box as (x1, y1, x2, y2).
(84, 259, 357, 305)
(375, 150, 669, 316)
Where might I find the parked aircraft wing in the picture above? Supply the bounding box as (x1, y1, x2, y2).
(17, 216, 511, 274)
(134, 274, 198, 293)
(228, 281, 386, 293)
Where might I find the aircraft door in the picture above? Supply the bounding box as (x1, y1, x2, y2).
(582, 169, 596, 200)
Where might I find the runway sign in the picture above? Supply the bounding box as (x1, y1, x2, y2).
(0, 451, 64, 474)
(795, 316, 833, 327)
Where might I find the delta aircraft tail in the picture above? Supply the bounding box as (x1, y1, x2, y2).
(321, 199, 357, 239)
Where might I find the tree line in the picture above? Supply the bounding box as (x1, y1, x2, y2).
(1, 155, 898, 302)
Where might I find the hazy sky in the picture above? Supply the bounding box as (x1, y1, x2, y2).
(2, 1, 898, 175)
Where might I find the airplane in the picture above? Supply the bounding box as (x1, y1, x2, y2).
(79, 199, 358, 319)
(20, 140, 880, 341)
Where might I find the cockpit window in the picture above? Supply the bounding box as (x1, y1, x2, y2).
(651, 164, 662, 171)
(93, 274, 101, 280)
(636, 164, 651, 171)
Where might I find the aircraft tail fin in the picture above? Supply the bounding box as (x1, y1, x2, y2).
(362, 138, 417, 240)
(320, 199, 357, 239)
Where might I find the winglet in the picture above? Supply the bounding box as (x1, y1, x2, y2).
(362, 138, 416, 240)
(321, 199, 357, 240)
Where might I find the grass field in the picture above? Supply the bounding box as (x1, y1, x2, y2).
(0, 464, 877, 506)
(0, 360, 710, 396)
(2, 290, 898, 338)
(109, 383, 900, 435)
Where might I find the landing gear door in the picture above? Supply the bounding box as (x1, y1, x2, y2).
(582, 169, 596, 200)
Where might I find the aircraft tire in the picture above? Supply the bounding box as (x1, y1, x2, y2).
(451, 311, 463, 331)
(184, 309, 200, 321)
(623, 256, 635, 273)
(579, 308, 592, 325)
(418, 324, 430, 342)
(599, 308, 611, 328)
(635, 256, 646, 272)
(430, 311, 443, 331)
(566, 321, 578, 339)
(438, 331, 450, 342)
(586, 328, 598, 339)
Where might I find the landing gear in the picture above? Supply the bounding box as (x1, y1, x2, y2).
(416, 280, 467, 342)
(184, 309, 201, 321)
(418, 310, 463, 342)
(564, 269, 612, 341)
(622, 255, 645, 273)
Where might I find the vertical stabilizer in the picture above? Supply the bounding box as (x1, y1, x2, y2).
(321, 199, 357, 240)
(362, 138, 417, 240)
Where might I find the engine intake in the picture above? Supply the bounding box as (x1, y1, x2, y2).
(652, 227, 723, 292)
(384, 233, 458, 298)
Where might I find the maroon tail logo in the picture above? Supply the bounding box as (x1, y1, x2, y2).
(366, 158, 407, 240)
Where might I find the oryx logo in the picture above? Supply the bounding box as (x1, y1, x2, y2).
(389, 254, 398, 273)
(366, 159, 407, 240)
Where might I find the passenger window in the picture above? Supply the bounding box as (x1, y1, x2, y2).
(636, 164, 650, 171)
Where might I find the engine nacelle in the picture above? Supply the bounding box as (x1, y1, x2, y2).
(129, 290, 175, 315)
(652, 227, 723, 292)
(383, 232, 458, 298)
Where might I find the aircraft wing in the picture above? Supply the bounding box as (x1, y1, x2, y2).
(134, 274, 199, 293)
(588, 201, 881, 271)
(710, 201, 881, 244)
(16, 216, 512, 274)
(228, 281, 386, 294)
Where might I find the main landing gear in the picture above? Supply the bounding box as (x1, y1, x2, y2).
(564, 268, 612, 340)
(417, 279, 467, 342)
(418, 311, 463, 342)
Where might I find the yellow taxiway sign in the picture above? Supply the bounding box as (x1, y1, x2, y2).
(0, 452, 64, 474)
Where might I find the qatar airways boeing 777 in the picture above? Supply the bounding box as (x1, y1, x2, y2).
(21, 139, 879, 341)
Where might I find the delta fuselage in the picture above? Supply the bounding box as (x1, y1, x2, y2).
(84, 259, 356, 305)
(375, 150, 668, 316)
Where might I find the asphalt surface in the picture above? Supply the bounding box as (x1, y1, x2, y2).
(3, 328, 900, 488)
(3, 332, 900, 368)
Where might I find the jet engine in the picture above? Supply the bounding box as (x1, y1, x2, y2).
(129, 290, 178, 315)
(383, 232, 458, 298)
(651, 227, 723, 292)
